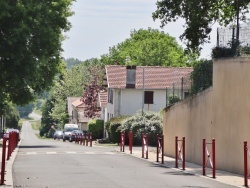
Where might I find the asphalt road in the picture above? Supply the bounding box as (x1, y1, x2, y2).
(12, 121, 235, 188)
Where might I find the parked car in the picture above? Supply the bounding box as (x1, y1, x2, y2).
(53, 130, 63, 140)
(69, 130, 84, 142)
(62, 127, 79, 142)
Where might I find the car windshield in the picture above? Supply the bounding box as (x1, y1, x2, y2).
(65, 128, 78, 132)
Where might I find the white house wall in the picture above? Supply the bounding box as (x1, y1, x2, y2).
(107, 89, 167, 117)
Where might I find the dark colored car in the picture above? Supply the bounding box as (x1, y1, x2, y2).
(53, 130, 63, 140)
(69, 130, 84, 142)
(62, 127, 79, 141)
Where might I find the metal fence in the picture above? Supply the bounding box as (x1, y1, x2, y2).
(217, 25, 250, 47)
(166, 73, 192, 107)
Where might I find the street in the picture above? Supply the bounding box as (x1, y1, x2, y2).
(12, 121, 234, 188)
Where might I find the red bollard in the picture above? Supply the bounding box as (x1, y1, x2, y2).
(212, 138, 215, 179)
(7, 133, 12, 160)
(80, 133, 83, 145)
(129, 131, 133, 154)
(203, 139, 206, 176)
(244, 141, 248, 187)
(89, 132, 92, 147)
(183, 137, 185, 170)
(203, 138, 216, 178)
(175, 136, 185, 170)
(156, 134, 164, 164)
(1, 138, 7, 185)
(75, 133, 78, 144)
(120, 131, 125, 152)
(175, 136, 178, 168)
(142, 133, 148, 159)
(86, 133, 89, 146)
(82, 133, 86, 146)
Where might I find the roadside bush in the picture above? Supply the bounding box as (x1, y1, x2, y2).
(105, 116, 130, 144)
(168, 95, 180, 105)
(88, 119, 104, 139)
(118, 111, 163, 146)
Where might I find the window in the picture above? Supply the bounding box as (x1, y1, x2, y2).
(108, 89, 113, 104)
(144, 91, 154, 104)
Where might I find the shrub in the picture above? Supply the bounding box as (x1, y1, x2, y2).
(87, 119, 104, 139)
(105, 116, 130, 144)
(118, 111, 163, 146)
(168, 95, 180, 105)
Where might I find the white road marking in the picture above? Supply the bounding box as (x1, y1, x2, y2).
(104, 152, 115, 155)
(85, 152, 95, 154)
(47, 152, 57, 154)
(26, 152, 37, 155)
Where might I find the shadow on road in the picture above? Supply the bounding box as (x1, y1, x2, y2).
(18, 145, 57, 149)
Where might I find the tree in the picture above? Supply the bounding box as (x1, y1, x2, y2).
(5, 102, 20, 130)
(41, 58, 101, 130)
(64, 58, 82, 69)
(152, 0, 250, 54)
(49, 60, 93, 125)
(40, 97, 55, 137)
(100, 28, 197, 66)
(81, 73, 105, 119)
(191, 59, 213, 94)
(17, 103, 35, 118)
(0, 1, 74, 111)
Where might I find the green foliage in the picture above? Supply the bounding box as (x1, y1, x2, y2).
(17, 103, 35, 118)
(212, 46, 250, 58)
(212, 47, 236, 58)
(168, 95, 181, 105)
(118, 111, 163, 146)
(191, 59, 213, 94)
(100, 28, 197, 66)
(40, 97, 55, 137)
(40, 58, 103, 136)
(87, 119, 104, 140)
(50, 59, 100, 124)
(64, 58, 82, 69)
(5, 103, 20, 129)
(153, 0, 250, 54)
(105, 116, 130, 144)
(0, 0, 75, 107)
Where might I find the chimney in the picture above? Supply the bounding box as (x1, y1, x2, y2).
(126, 66, 136, 88)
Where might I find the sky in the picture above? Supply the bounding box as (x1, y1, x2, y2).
(62, 0, 218, 61)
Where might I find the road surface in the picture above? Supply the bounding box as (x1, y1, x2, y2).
(13, 121, 235, 187)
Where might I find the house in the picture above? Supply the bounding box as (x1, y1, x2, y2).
(105, 65, 193, 120)
(67, 97, 79, 123)
(67, 97, 91, 131)
(98, 90, 108, 138)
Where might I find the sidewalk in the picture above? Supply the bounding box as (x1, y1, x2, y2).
(0, 139, 19, 188)
(114, 145, 245, 188)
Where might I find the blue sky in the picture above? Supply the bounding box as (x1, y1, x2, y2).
(62, 0, 218, 61)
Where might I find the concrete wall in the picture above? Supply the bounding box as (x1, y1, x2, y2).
(163, 87, 213, 163)
(163, 57, 250, 175)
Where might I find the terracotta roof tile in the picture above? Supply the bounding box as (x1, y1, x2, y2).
(106, 65, 193, 89)
(72, 98, 84, 107)
(99, 91, 107, 107)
